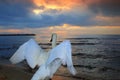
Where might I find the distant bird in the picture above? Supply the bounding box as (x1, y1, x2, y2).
(10, 33, 76, 80)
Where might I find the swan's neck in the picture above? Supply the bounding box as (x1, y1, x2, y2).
(52, 34, 57, 48)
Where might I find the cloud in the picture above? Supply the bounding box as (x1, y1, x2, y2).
(0, 0, 34, 28)
(0, 0, 83, 28)
(0, 0, 120, 29)
(1, 24, 120, 40)
(84, 0, 120, 16)
(33, 0, 81, 9)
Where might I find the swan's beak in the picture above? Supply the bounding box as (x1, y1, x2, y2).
(50, 37, 52, 42)
(50, 34, 53, 42)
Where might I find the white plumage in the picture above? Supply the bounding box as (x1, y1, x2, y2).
(31, 40, 76, 80)
(10, 39, 48, 69)
(9, 33, 76, 80)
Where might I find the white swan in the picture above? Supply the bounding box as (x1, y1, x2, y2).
(10, 33, 76, 80)
(9, 33, 57, 68)
(31, 40, 76, 80)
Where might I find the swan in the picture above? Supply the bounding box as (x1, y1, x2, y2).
(31, 40, 77, 80)
(9, 33, 77, 80)
(9, 33, 57, 69)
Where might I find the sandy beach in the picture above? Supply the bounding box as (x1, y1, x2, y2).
(0, 59, 119, 80)
(0, 58, 120, 80)
(0, 65, 32, 80)
(0, 59, 81, 80)
(0, 63, 80, 80)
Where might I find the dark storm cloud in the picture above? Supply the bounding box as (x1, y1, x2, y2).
(0, 0, 36, 28)
(0, 0, 84, 28)
(0, 0, 120, 29)
(85, 0, 120, 16)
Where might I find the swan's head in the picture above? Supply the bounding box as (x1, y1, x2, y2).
(50, 33, 57, 42)
(50, 33, 57, 48)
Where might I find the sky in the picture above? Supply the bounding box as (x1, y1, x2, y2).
(0, 0, 120, 40)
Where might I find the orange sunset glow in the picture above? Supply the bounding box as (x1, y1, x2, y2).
(32, 0, 82, 15)
(0, 25, 120, 35)
(0, 24, 120, 42)
(33, 0, 81, 9)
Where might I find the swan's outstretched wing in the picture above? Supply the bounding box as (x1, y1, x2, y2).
(31, 40, 76, 80)
(31, 58, 62, 80)
(46, 40, 77, 75)
(9, 41, 27, 64)
(10, 39, 43, 68)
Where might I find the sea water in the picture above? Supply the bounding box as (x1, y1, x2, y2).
(0, 36, 35, 58)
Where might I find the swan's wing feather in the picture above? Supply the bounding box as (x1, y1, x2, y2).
(24, 39, 43, 68)
(49, 58, 62, 77)
(31, 59, 62, 80)
(31, 64, 50, 80)
(46, 40, 76, 75)
(9, 41, 27, 64)
(65, 41, 77, 75)
(10, 39, 44, 69)
(46, 40, 68, 65)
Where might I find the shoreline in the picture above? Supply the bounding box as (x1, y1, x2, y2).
(0, 64, 32, 80)
(0, 63, 81, 80)
(0, 59, 81, 80)
(0, 58, 120, 80)
(0, 34, 35, 36)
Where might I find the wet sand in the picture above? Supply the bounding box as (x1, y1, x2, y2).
(0, 64, 32, 80)
(0, 59, 81, 80)
(0, 59, 120, 80)
(0, 64, 80, 80)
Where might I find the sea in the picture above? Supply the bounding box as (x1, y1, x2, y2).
(0, 35, 120, 80)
